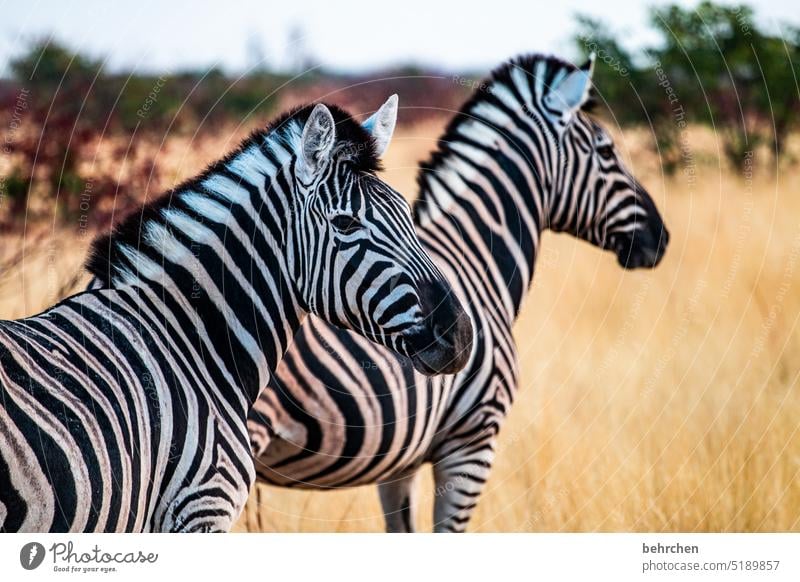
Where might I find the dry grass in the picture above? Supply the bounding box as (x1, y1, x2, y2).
(2, 122, 798, 532)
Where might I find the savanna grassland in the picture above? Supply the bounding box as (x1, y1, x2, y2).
(1, 121, 799, 532)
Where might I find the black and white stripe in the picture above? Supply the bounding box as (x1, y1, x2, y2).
(248, 54, 669, 531)
(0, 97, 470, 532)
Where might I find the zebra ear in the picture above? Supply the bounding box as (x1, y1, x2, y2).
(300, 103, 337, 175)
(362, 94, 398, 157)
(545, 55, 595, 117)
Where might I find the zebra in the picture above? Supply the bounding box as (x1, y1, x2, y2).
(246, 53, 670, 532)
(0, 96, 473, 532)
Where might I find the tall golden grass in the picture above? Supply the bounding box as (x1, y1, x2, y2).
(1, 121, 798, 532)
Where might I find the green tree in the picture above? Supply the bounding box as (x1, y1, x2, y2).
(649, 2, 766, 169)
(573, 15, 643, 125)
(575, 2, 800, 172)
(5, 39, 105, 222)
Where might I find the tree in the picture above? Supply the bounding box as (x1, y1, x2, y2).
(3, 40, 104, 222)
(574, 2, 800, 172)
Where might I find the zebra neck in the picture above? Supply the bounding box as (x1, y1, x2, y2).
(414, 118, 548, 322)
(88, 133, 307, 407)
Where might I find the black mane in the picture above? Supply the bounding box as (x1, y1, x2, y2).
(414, 53, 591, 219)
(86, 102, 381, 283)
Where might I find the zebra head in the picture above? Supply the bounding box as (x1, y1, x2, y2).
(542, 55, 669, 269)
(288, 97, 473, 375)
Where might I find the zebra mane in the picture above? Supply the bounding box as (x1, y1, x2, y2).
(413, 53, 591, 220)
(86, 103, 381, 283)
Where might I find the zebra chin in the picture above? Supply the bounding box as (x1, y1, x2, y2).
(400, 281, 474, 376)
(406, 340, 472, 375)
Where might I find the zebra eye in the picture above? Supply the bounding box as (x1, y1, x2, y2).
(331, 214, 363, 235)
(597, 145, 614, 160)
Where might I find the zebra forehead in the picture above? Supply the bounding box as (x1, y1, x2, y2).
(569, 113, 599, 140)
(345, 176, 407, 207)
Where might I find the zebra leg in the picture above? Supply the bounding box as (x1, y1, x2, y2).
(431, 443, 497, 533)
(377, 471, 420, 532)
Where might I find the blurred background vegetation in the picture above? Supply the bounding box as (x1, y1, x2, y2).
(0, 1, 797, 231)
(1, 1, 797, 532)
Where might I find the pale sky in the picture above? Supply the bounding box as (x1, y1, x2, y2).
(1, 0, 798, 75)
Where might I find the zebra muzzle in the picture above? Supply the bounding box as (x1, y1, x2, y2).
(402, 280, 473, 376)
(614, 222, 670, 270)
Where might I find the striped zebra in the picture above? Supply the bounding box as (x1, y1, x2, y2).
(246, 54, 670, 532)
(0, 96, 473, 532)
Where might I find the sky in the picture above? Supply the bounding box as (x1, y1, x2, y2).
(1, 0, 798, 75)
